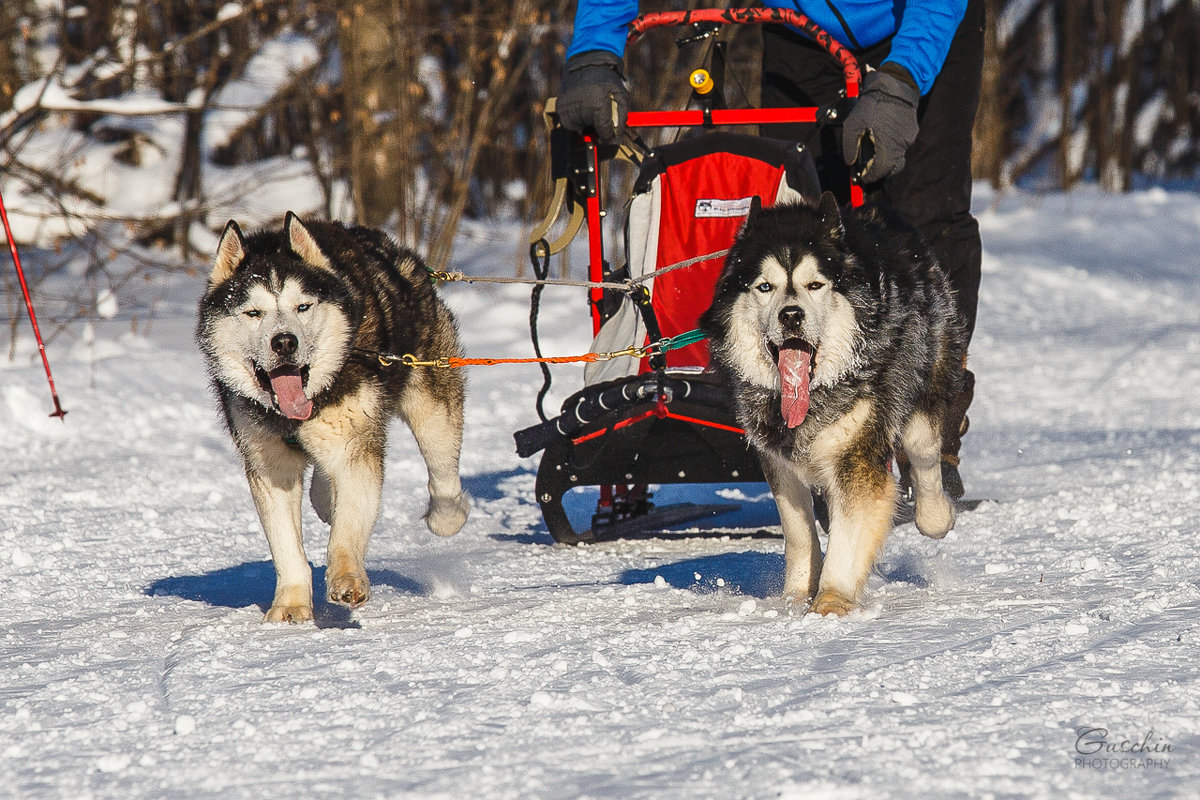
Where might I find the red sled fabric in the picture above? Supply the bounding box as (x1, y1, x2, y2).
(631, 135, 819, 372)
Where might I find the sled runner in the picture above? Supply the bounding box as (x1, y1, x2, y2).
(515, 9, 862, 543)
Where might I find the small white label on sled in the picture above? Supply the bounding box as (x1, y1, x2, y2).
(695, 197, 755, 218)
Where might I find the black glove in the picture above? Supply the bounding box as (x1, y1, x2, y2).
(843, 62, 920, 183)
(557, 50, 629, 145)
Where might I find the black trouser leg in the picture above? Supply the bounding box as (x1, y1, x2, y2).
(884, 0, 985, 342)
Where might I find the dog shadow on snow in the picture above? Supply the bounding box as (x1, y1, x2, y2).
(619, 551, 932, 599)
(146, 563, 429, 629)
(620, 552, 787, 598)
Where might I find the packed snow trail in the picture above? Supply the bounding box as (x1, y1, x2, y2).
(2, 187, 1199, 798)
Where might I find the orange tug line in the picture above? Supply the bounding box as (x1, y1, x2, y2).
(385, 330, 709, 369)
(446, 354, 601, 367)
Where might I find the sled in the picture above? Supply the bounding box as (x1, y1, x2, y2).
(515, 9, 862, 543)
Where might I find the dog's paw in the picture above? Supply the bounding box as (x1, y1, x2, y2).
(264, 604, 315, 624)
(426, 491, 469, 537)
(810, 590, 856, 617)
(915, 495, 955, 539)
(326, 571, 370, 608)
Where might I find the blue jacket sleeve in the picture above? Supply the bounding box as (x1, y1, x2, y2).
(881, 0, 969, 94)
(564, 0, 968, 95)
(565, 0, 641, 60)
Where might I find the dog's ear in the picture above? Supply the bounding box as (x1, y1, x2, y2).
(817, 191, 844, 240)
(729, 198, 759, 278)
(746, 195, 763, 225)
(284, 211, 333, 271)
(210, 220, 245, 286)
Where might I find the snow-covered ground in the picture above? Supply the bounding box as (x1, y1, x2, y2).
(2, 185, 1199, 798)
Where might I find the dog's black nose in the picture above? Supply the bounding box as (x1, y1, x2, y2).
(778, 306, 805, 332)
(271, 332, 299, 356)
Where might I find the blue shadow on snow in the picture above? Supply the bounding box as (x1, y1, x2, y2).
(460, 466, 530, 503)
(146, 562, 430, 628)
(620, 551, 934, 598)
(620, 551, 785, 599)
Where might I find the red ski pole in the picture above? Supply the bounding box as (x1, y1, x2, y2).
(0, 186, 67, 419)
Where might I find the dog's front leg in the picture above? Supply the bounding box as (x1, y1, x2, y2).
(761, 454, 822, 602)
(316, 447, 382, 609)
(300, 390, 385, 609)
(812, 458, 897, 617)
(241, 434, 313, 623)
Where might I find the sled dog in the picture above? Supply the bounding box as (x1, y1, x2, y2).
(701, 193, 966, 615)
(197, 213, 469, 622)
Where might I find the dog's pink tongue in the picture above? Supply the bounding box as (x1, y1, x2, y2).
(269, 369, 312, 420)
(778, 345, 811, 428)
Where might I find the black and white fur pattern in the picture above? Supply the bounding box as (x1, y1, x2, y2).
(197, 213, 468, 623)
(701, 193, 966, 616)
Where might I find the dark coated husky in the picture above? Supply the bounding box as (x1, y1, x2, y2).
(197, 213, 468, 623)
(701, 193, 966, 616)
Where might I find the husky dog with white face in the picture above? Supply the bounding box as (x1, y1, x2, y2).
(702, 193, 966, 616)
(198, 213, 469, 623)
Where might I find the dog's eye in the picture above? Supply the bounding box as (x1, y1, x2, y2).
(243, 309, 262, 318)
(805, 281, 825, 291)
(755, 281, 773, 293)
(297, 303, 312, 313)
